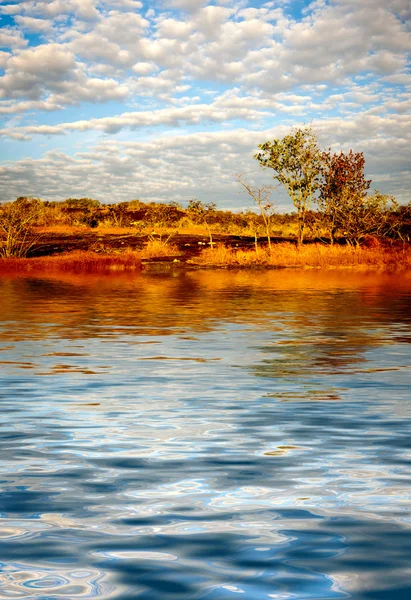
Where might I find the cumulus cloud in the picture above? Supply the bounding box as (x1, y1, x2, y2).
(0, 41, 132, 107)
(2, 109, 246, 138)
(13, 0, 100, 19)
(1, 116, 409, 207)
(167, 0, 209, 12)
(0, 5, 22, 16)
(0, 44, 76, 100)
(0, 28, 28, 49)
(0, 0, 409, 205)
(1, 0, 409, 107)
(14, 15, 54, 32)
(0, 92, 289, 137)
(0, 128, 280, 206)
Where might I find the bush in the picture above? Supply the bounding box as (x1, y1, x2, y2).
(0, 197, 44, 257)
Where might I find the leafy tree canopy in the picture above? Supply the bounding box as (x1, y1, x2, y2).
(254, 125, 323, 244)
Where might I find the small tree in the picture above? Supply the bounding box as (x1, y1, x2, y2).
(393, 201, 411, 242)
(254, 125, 323, 245)
(0, 197, 44, 257)
(146, 201, 184, 228)
(318, 150, 372, 243)
(325, 189, 399, 245)
(187, 199, 216, 247)
(237, 174, 275, 250)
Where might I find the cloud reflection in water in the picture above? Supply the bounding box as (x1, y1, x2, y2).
(0, 270, 411, 598)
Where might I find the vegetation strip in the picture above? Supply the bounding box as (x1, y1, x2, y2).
(1, 126, 410, 271)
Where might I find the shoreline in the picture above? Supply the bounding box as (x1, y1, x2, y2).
(0, 230, 410, 273)
(0, 244, 410, 274)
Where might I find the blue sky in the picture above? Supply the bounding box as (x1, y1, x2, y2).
(0, 0, 410, 210)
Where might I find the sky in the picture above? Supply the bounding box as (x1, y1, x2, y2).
(0, 0, 410, 211)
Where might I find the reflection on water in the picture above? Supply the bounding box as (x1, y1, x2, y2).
(1, 269, 411, 599)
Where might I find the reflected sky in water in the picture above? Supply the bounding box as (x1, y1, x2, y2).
(1, 269, 411, 599)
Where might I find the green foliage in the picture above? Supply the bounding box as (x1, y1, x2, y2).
(0, 197, 44, 257)
(254, 125, 323, 244)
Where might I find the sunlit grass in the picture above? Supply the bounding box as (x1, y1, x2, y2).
(0, 250, 142, 272)
(36, 225, 91, 234)
(34, 220, 321, 240)
(139, 237, 181, 259)
(1, 242, 410, 273)
(192, 243, 411, 270)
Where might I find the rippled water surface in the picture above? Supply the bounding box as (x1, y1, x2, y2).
(1, 268, 411, 599)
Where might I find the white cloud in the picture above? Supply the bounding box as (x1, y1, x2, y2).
(0, 51, 10, 68)
(0, 0, 409, 206)
(0, 28, 28, 49)
(0, 128, 275, 205)
(0, 44, 76, 100)
(1, 115, 409, 207)
(0, 4, 22, 15)
(0, 41, 132, 106)
(14, 15, 54, 32)
(167, 0, 209, 12)
(15, 0, 100, 19)
(0, 93, 278, 137)
(106, 0, 143, 8)
(0, 99, 63, 114)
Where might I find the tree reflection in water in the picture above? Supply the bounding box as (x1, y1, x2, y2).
(1, 269, 411, 599)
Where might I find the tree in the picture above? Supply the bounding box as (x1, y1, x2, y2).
(61, 197, 101, 227)
(393, 201, 411, 242)
(318, 150, 372, 243)
(0, 197, 44, 257)
(187, 199, 216, 247)
(254, 125, 323, 245)
(323, 189, 399, 246)
(62, 197, 100, 210)
(145, 201, 184, 227)
(236, 174, 275, 250)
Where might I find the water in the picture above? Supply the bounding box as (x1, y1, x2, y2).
(1, 268, 411, 599)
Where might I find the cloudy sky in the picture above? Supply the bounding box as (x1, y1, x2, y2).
(0, 0, 410, 210)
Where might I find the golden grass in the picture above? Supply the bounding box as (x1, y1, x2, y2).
(139, 238, 181, 259)
(1, 243, 409, 273)
(95, 225, 145, 235)
(0, 250, 142, 273)
(36, 225, 91, 235)
(191, 243, 411, 270)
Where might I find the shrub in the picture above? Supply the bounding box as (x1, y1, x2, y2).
(0, 197, 44, 257)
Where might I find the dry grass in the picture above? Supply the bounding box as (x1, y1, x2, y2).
(192, 243, 411, 270)
(1, 242, 409, 273)
(36, 225, 90, 235)
(95, 225, 145, 235)
(0, 250, 142, 273)
(139, 237, 181, 259)
(36, 225, 143, 235)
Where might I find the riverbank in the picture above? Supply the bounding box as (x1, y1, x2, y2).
(189, 242, 411, 270)
(0, 238, 410, 273)
(0, 250, 143, 273)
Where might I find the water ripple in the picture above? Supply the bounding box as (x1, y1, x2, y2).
(0, 270, 411, 598)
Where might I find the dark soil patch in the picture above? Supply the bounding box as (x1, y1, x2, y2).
(30, 232, 294, 262)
